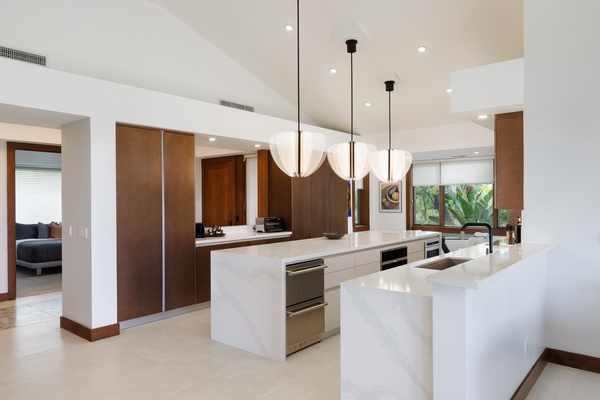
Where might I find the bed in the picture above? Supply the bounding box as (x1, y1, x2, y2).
(16, 222, 62, 275)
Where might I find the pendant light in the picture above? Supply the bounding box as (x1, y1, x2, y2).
(371, 81, 413, 182)
(269, 0, 328, 177)
(327, 39, 375, 181)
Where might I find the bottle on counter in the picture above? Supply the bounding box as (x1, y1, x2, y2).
(506, 224, 516, 245)
(516, 216, 522, 244)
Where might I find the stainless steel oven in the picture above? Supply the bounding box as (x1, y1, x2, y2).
(425, 239, 440, 258)
(380, 246, 408, 270)
(285, 259, 328, 356)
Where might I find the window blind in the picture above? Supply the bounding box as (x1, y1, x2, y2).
(413, 159, 493, 186)
(16, 167, 62, 223)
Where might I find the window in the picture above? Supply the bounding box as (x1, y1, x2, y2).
(411, 160, 504, 231)
(16, 167, 62, 223)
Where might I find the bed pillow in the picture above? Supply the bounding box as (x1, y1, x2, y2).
(16, 223, 38, 240)
(50, 222, 62, 238)
(38, 222, 51, 239)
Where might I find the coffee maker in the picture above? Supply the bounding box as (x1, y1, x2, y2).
(195, 223, 206, 238)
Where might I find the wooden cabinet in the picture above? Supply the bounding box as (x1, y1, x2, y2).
(201, 156, 246, 226)
(267, 153, 347, 240)
(494, 112, 523, 210)
(116, 124, 195, 321)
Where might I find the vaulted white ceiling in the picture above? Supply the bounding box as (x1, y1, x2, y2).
(143, 0, 523, 136)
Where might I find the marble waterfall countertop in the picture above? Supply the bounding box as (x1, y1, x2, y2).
(340, 242, 554, 399)
(208, 229, 440, 263)
(195, 225, 291, 246)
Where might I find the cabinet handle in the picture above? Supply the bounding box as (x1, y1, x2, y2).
(286, 264, 327, 276)
(286, 301, 328, 318)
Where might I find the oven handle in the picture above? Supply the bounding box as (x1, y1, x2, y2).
(286, 264, 327, 276)
(287, 301, 328, 318)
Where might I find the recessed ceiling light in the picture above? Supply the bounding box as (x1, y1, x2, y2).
(285, 24, 293, 31)
(473, 151, 480, 155)
(478, 115, 489, 120)
(417, 46, 427, 53)
(208, 137, 216, 141)
(329, 68, 337, 74)
(364, 102, 372, 107)
(446, 88, 452, 93)
(254, 144, 261, 148)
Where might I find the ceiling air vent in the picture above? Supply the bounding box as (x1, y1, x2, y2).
(220, 100, 254, 113)
(1, 46, 46, 66)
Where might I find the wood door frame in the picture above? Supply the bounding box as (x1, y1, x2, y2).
(6, 142, 62, 300)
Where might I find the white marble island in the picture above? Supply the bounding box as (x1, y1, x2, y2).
(341, 242, 554, 400)
(210, 230, 440, 362)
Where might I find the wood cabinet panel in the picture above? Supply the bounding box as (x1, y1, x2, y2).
(164, 132, 196, 311)
(116, 125, 163, 321)
(328, 170, 349, 234)
(495, 112, 524, 210)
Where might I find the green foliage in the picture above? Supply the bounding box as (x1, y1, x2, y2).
(444, 184, 493, 226)
(414, 186, 440, 225)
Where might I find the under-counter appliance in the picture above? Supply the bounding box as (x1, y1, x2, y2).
(256, 217, 284, 232)
(285, 258, 327, 356)
(425, 239, 441, 258)
(380, 246, 408, 270)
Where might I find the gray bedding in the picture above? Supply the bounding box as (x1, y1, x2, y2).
(16, 238, 62, 263)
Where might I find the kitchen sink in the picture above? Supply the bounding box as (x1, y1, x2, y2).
(415, 257, 471, 271)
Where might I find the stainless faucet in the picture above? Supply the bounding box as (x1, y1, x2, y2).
(460, 222, 493, 253)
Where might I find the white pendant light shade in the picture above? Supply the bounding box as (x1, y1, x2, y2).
(371, 150, 413, 183)
(328, 141, 376, 180)
(269, 130, 329, 177)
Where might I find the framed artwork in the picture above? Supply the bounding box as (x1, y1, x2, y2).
(379, 182, 402, 213)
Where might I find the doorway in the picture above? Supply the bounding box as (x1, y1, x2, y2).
(7, 142, 62, 300)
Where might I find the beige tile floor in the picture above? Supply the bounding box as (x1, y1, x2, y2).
(1, 293, 599, 399)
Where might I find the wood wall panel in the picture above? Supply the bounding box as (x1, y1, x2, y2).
(267, 153, 292, 232)
(116, 125, 163, 321)
(329, 171, 349, 234)
(257, 150, 270, 217)
(164, 131, 196, 310)
(495, 112, 524, 210)
(292, 177, 310, 240)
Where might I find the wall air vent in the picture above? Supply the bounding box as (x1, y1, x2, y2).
(1, 46, 46, 66)
(220, 100, 254, 113)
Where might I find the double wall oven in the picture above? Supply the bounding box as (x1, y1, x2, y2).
(285, 259, 328, 356)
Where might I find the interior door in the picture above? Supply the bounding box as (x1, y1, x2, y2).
(202, 157, 236, 226)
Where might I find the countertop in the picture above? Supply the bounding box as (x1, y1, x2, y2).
(343, 242, 554, 294)
(195, 225, 292, 247)
(212, 230, 441, 263)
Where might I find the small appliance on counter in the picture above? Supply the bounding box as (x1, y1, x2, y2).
(255, 217, 283, 232)
(195, 223, 205, 238)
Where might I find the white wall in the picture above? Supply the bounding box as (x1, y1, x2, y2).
(524, 0, 600, 357)
(0, 0, 300, 125)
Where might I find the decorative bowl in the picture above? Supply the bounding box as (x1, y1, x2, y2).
(323, 232, 345, 240)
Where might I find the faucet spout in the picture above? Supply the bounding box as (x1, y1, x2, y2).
(460, 222, 493, 253)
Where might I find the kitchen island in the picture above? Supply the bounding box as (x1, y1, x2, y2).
(341, 242, 553, 400)
(210, 230, 440, 362)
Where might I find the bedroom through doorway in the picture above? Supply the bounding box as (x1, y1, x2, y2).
(8, 143, 62, 300)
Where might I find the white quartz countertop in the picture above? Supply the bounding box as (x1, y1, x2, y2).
(343, 242, 554, 294)
(195, 225, 291, 247)
(212, 230, 440, 263)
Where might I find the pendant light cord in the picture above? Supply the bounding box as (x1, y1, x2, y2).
(296, 0, 301, 175)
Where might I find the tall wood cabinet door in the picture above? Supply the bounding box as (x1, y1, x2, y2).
(116, 125, 163, 322)
(164, 132, 196, 310)
(202, 157, 236, 226)
(309, 163, 330, 238)
(495, 112, 524, 210)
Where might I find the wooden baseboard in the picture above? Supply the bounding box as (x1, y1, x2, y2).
(0, 292, 8, 302)
(511, 349, 549, 400)
(547, 348, 600, 374)
(60, 316, 120, 342)
(512, 348, 600, 399)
